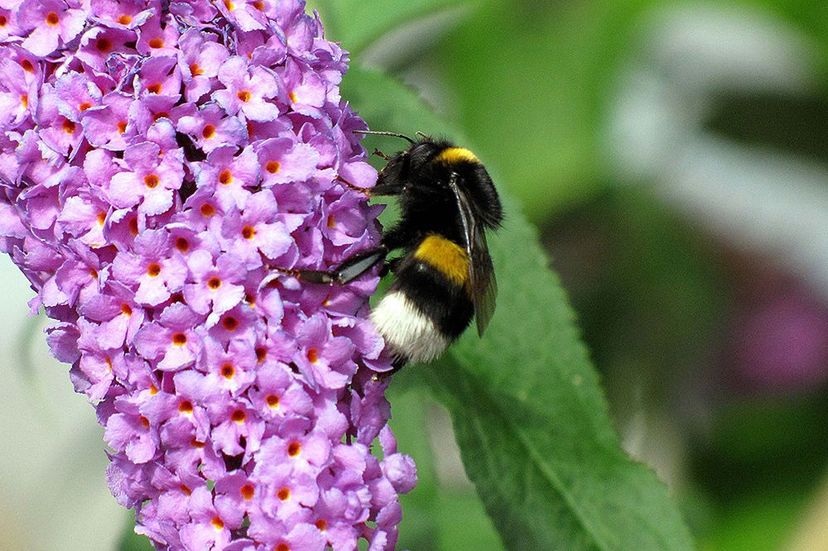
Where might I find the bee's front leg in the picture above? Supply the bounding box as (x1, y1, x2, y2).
(283, 246, 389, 285)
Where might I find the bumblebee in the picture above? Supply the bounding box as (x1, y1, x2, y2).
(298, 131, 503, 366)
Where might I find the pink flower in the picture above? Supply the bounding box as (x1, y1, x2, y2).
(109, 141, 184, 215)
(213, 56, 281, 122)
(18, 0, 86, 57)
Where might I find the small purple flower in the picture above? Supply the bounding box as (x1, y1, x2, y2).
(221, 189, 293, 268)
(281, 58, 327, 118)
(135, 57, 180, 106)
(136, 14, 180, 56)
(257, 137, 320, 186)
(0, 57, 37, 131)
(111, 229, 188, 305)
(134, 303, 205, 371)
(77, 26, 138, 72)
(293, 315, 357, 390)
(18, 0, 86, 57)
(104, 394, 160, 464)
(214, 0, 268, 32)
(183, 249, 246, 319)
(54, 72, 105, 123)
(89, 0, 154, 30)
(0, 5, 23, 41)
(177, 104, 247, 154)
(109, 141, 184, 215)
(194, 145, 258, 210)
(213, 56, 280, 122)
(81, 92, 134, 150)
(178, 29, 230, 103)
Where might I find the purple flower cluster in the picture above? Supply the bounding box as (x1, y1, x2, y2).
(0, 0, 416, 549)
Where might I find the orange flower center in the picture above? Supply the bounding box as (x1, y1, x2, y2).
(211, 516, 224, 531)
(200, 203, 216, 217)
(221, 363, 235, 379)
(265, 160, 280, 174)
(202, 124, 216, 139)
(222, 316, 239, 331)
(79, 102, 92, 111)
(241, 226, 255, 239)
(266, 394, 280, 409)
(207, 277, 222, 290)
(231, 409, 246, 423)
(307, 348, 319, 363)
(287, 441, 301, 457)
(171, 332, 187, 346)
(20, 94, 28, 109)
(117, 121, 127, 134)
(144, 174, 159, 188)
(237, 90, 251, 102)
(175, 237, 189, 252)
(139, 416, 150, 429)
(146, 262, 161, 277)
(45, 12, 59, 26)
(148, 37, 164, 49)
(147, 83, 161, 94)
(179, 400, 194, 414)
(20, 59, 34, 72)
(117, 14, 132, 25)
(219, 169, 233, 184)
(240, 484, 255, 500)
(62, 119, 76, 134)
(276, 487, 290, 501)
(189, 63, 203, 76)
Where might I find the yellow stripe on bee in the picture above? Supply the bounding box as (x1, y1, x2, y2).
(435, 147, 479, 165)
(414, 235, 469, 285)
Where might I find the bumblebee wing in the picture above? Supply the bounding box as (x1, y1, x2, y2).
(449, 174, 497, 336)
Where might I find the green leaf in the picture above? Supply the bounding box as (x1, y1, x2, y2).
(312, 0, 472, 56)
(388, 383, 504, 550)
(344, 64, 693, 550)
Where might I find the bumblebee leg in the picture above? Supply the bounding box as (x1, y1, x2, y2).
(288, 246, 388, 285)
(335, 174, 404, 197)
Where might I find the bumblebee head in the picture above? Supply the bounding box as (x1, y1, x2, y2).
(376, 139, 443, 190)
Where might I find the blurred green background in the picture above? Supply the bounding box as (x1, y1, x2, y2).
(4, 0, 828, 549)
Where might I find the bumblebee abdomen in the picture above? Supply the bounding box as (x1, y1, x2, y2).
(370, 238, 474, 364)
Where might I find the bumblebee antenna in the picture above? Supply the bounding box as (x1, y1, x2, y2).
(354, 129, 416, 144)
